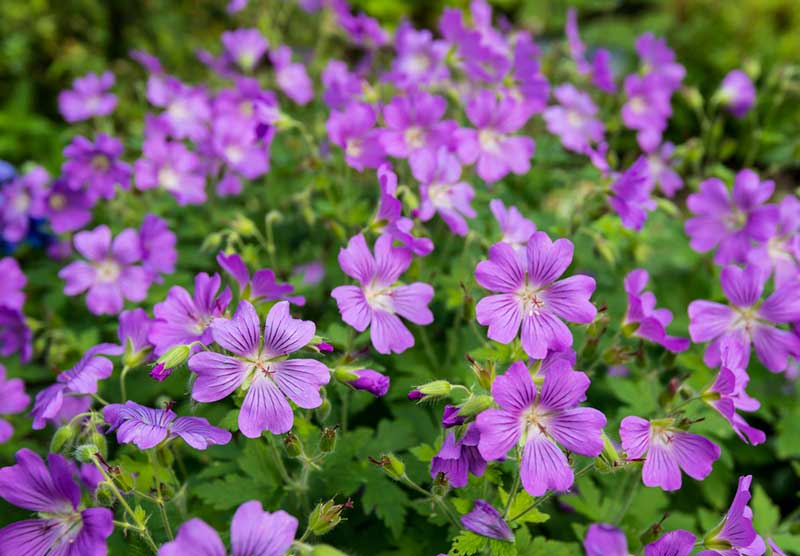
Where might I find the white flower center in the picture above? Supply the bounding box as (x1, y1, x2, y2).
(478, 128, 503, 152)
(49, 193, 66, 211)
(364, 282, 394, 313)
(12, 192, 30, 212)
(158, 167, 180, 191)
(168, 100, 189, 122)
(630, 97, 647, 114)
(428, 183, 453, 209)
(95, 259, 121, 283)
(346, 138, 364, 158)
(225, 145, 245, 164)
(566, 110, 584, 127)
(517, 285, 546, 317)
(404, 126, 425, 149)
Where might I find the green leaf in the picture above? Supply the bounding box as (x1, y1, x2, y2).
(361, 470, 408, 538)
(449, 530, 487, 556)
(409, 443, 437, 463)
(525, 537, 580, 556)
(498, 488, 549, 524)
(193, 474, 276, 511)
(752, 485, 780, 535)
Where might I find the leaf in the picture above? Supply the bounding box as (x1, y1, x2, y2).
(449, 531, 487, 556)
(193, 474, 277, 511)
(361, 470, 408, 538)
(752, 485, 780, 535)
(525, 537, 580, 556)
(218, 409, 240, 432)
(410, 443, 437, 463)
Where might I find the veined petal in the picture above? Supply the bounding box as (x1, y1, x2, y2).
(526, 232, 574, 288)
(476, 294, 522, 345)
(158, 518, 226, 556)
(331, 285, 372, 332)
(210, 300, 261, 359)
(520, 429, 574, 496)
(476, 408, 522, 461)
(543, 275, 597, 323)
(475, 242, 525, 292)
(262, 301, 316, 358)
(189, 352, 250, 403)
(547, 407, 606, 456)
(239, 377, 293, 437)
(272, 359, 330, 409)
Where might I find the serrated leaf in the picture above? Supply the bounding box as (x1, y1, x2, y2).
(361, 470, 408, 538)
(193, 474, 280, 511)
(498, 487, 550, 524)
(449, 530, 487, 556)
(752, 485, 780, 535)
(525, 536, 580, 555)
(409, 443, 437, 463)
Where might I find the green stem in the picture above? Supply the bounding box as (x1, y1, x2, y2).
(612, 470, 639, 524)
(119, 365, 130, 402)
(268, 436, 292, 484)
(503, 450, 522, 518)
(417, 325, 438, 371)
(401, 476, 461, 528)
(148, 451, 174, 541)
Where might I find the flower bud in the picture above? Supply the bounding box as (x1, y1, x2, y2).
(91, 432, 108, 459)
(95, 483, 116, 507)
(596, 432, 622, 470)
(231, 214, 257, 236)
(338, 368, 390, 397)
(411, 380, 451, 400)
(457, 395, 494, 419)
(284, 432, 303, 458)
(310, 546, 348, 556)
(586, 312, 610, 338)
(370, 453, 405, 481)
(122, 336, 150, 368)
(466, 355, 495, 391)
(50, 425, 76, 454)
(308, 498, 353, 536)
(74, 444, 100, 464)
(152, 344, 191, 381)
(320, 427, 337, 453)
(621, 322, 640, 338)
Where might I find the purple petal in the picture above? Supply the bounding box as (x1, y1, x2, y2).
(543, 275, 597, 323)
(230, 501, 298, 556)
(338, 234, 375, 284)
(476, 294, 522, 345)
(262, 301, 316, 358)
(475, 242, 526, 293)
(520, 429, 574, 496)
(547, 407, 606, 456)
(370, 309, 414, 354)
(644, 530, 696, 556)
(171, 416, 232, 450)
(211, 300, 261, 359)
(272, 359, 330, 409)
(391, 283, 434, 325)
(526, 232, 573, 287)
(331, 285, 372, 332)
(189, 352, 250, 402)
(520, 311, 572, 359)
(476, 408, 522, 461)
(240, 377, 293, 437)
(158, 518, 226, 556)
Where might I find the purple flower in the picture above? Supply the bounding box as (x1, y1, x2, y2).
(746, 195, 800, 287)
(0, 449, 113, 556)
(584, 523, 628, 556)
(212, 115, 271, 182)
(343, 369, 390, 397)
(685, 170, 779, 265)
(188, 300, 330, 437)
(58, 71, 117, 122)
(621, 74, 672, 152)
(135, 138, 207, 205)
(147, 77, 210, 141)
(609, 157, 657, 231)
(331, 234, 434, 354)
(374, 165, 434, 256)
(331, 0, 388, 47)
(380, 91, 455, 168)
(326, 102, 386, 171)
(623, 269, 690, 352)
(0, 166, 49, 242)
(703, 338, 765, 445)
(149, 272, 232, 356)
(384, 21, 449, 90)
(270, 45, 313, 105)
(455, 90, 535, 184)
(646, 142, 683, 198)
(442, 405, 466, 428)
(565, 9, 590, 74)
(512, 32, 551, 112)
(699, 476, 766, 556)
(490, 199, 536, 249)
(62, 134, 132, 201)
(475, 232, 597, 359)
(460, 499, 514, 542)
(321, 60, 364, 110)
(412, 147, 476, 236)
(130, 49, 164, 74)
(0, 308, 32, 362)
(222, 28, 268, 72)
(103, 401, 231, 450)
(688, 264, 800, 372)
(439, 3, 510, 83)
(430, 424, 486, 487)
(293, 261, 325, 286)
(476, 360, 606, 495)
(769, 539, 786, 556)
(646, 531, 697, 556)
(718, 70, 756, 118)
(565, 10, 616, 94)
(58, 225, 150, 315)
(543, 84, 605, 156)
(159, 500, 297, 556)
(619, 416, 720, 491)
(0, 363, 29, 443)
(217, 251, 304, 306)
(635, 33, 685, 92)
(115, 308, 155, 364)
(139, 214, 177, 282)
(0, 256, 26, 311)
(45, 178, 94, 234)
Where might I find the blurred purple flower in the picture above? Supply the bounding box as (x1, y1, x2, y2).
(326, 102, 386, 171)
(0, 364, 29, 443)
(58, 71, 117, 122)
(718, 70, 756, 118)
(62, 134, 132, 201)
(413, 147, 475, 236)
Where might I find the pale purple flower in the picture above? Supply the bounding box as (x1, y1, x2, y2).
(646, 142, 683, 198)
(374, 165, 434, 256)
(439, 3, 510, 83)
(624, 269, 690, 352)
(460, 499, 514, 542)
(475, 232, 597, 359)
(344, 369, 390, 397)
(159, 500, 297, 556)
(326, 102, 386, 171)
(565, 10, 616, 93)
(62, 134, 132, 201)
(270, 45, 313, 105)
(139, 214, 177, 282)
(45, 179, 94, 234)
(0, 166, 49, 242)
(227, 0, 247, 13)
(455, 90, 535, 184)
(699, 475, 766, 556)
(103, 401, 231, 450)
(592, 49, 616, 93)
(0, 449, 113, 556)
(188, 300, 329, 437)
(149, 272, 232, 356)
(222, 28, 268, 72)
(646, 531, 697, 556)
(584, 523, 628, 556)
(621, 74, 672, 152)
(135, 138, 207, 205)
(512, 32, 550, 112)
(490, 199, 536, 249)
(688, 264, 800, 372)
(746, 195, 800, 287)
(58, 71, 117, 122)
(476, 360, 606, 495)
(0, 256, 26, 311)
(212, 115, 271, 181)
(114, 308, 155, 363)
(0, 363, 29, 443)
(147, 76, 210, 141)
(635, 33, 685, 92)
(718, 70, 756, 118)
(543, 84, 605, 156)
(412, 147, 476, 236)
(0, 308, 32, 362)
(380, 91, 456, 168)
(609, 157, 657, 231)
(293, 261, 325, 286)
(331, 234, 434, 354)
(331, 0, 388, 47)
(565, 9, 590, 74)
(430, 424, 486, 487)
(216, 251, 304, 305)
(619, 416, 720, 491)
(384, 21, 449, 89)
(130, 49, 164, 74)
(321, 60, 364, 110)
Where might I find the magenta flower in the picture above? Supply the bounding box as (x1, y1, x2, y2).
(543, 84, 605, 156)
(412, 147, 476, 236)
(59, 225, 150, 315)
(430, 424, 486, 487)
(609, 157, 657, 231)
(476, 360, 606, 495)
(688, 264, 800, 372)
(439, 3, 510, 83)
(139, 214, 177, 282)
(565, 10, 616, 93)
(718, 70, 756, 118)
(58, 71, 117, 122)
(685, 169, 779, 265)
(374, 165, 434, 256)
(331, 0, 388, 47)
(217, 251, 304, 306)
(512, 32, 551, 112)
(159, 501, 296, 556)
(0, 308, 32, 362)
(746, 195, 800, 287)
(460, 500, 514, 542)
(0, 256, 26, 311)
(293, 261, 325, 286)
(62, 134, 132, 201)
(212, 115, 271, 182)
(188, 300, 329, 437)
(635, 33, 685, 92)
(619, 416, 720, 491)
(270, 45, 313, 105)
(454, 90, 535, 184)
(147, 76, 210, 141)
(221, 28, 268, 72)
(0, 166, 49, 242)
(0, 449, 113, 556)
(331, 234, 434, 354)
(135, 138, 207, 205)
(623, 269, 690, 352)
(489, 199, 536, 249)
(380, 91, 455, 168)
(326, 102, 386, 171)
(699, 476, 766, 556)
(343, 369, 390, 397)
(103, 401, 231, 450)
(45, 178, 94, 234)
(621, 74, 672, 153)
(584, 523, 628, 556)
(0, 363, 29, 443)
(646, 531, 697, 556)
(149, 272, 232, 356)
(321, 60, 364, 110)
(475, 232, 597, 359)
(384, 20, 449, 90)
(646, 142, 683, 198)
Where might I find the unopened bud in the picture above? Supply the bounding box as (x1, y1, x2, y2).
(370, 453, 405, 481)
(315, 397, 332, 421)
(597, 432, 622, 470)
(308, 498, 353, 536)
(75, 444, 99, 464)
(284, 432, 303, 458)
(467, 355, 494, 391)
(95, 483, 116, 506)
(458, 395, 494, 418)
(50, 425, 76, 454)
(320, 427, 337, 453)
(153, 344, 191, 379)
(621, 322, 640, 338)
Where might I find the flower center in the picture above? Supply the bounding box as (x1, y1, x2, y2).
(95, 259, 121, 283)
(158, 167, 180, 191)
(406, 53, 430, 75)
(478, 128, 502, 152)
(225, 145, 245, 164)
(630, 97, 647, 114)
(49, 193, 66, 210)
(168, 100, 189, 122)
(428, 183, 453, 209)
(255, 358, 275, 377)
(345, 138, 364, 158)
(404, 126, 425, 149)
(724, 209, 747, 231)
(566, 110, 584, 127)
(91, 154, 110, 172)
(364, 282, 394, 313)
(766, 236, 792, 262)
(239, 101, 254, 117)
(12, 192, 30, 212)
(517, 285, 546, 317)
(85, 95, 101, 111)
(238, 52, 256, 71)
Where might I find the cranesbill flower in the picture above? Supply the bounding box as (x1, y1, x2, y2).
(293, 261, 325, 286)
(455, 90, 535, 184)
(512, 32, 550, 112)
(685, 170, 779, 265)
(703, 339, 765, 445)
(380, 91, 455, 168)
(475, 232, 597, 359)
(135, 138, 207, 205)
(747, 195, 800, 287)
(374, 165, 434, 256)
(476, 360, 606, 495)
(489, 199, 536, 249)
(0, 449, 113, 556)
(439, 2, 510, 83)
(584, 523, 628, 556)
(270, 45, 313, 105)
(0, 256, 26, 311)
(460, 499, 514, 542)
(688, 264, 800, 372)
(217, 251, 304, 305)
(188, 300, 329, 437)
(326, 102, 386, 171)
(212, 115, 271, 183)
(58, 225, 150, 315)
(0, 166, 49, 242)
(565, 10, 616, 94)
(0, 363, 29, 443)
(331, 234, 434, 354)
(330, 0, 388, 47)
(717, 70, 756, 118)
(646, 531, 697, 556)
(62, 134, 132, 201)
(342, 369, 390, 397)
(139, 214, 177, 282)
(543, 84, 605, 156)
(0, 308, 32, 362)
(222, 28, 268, 72)
(430, 424, 486, 487)
(58, 71, 117, 122)
(623, 269, 690, 352)
(699, 475, 766, 556)
(103, 401, 231, 450)
(609, 157, 657, 231)
(147, 76, 210, 141)
(565, 9, 591, 75)
(621, 74, 672, 153)
(321, 60, 364, 110)
(619, 416, 720, 491)
(645, 142, 683, 198)
(113, 308, 155, 365)
(635, 33, 685, 92)
(384, 20, 449, 90)
(149, 272, 232, 356)
(159, 500, 297, 556)
(412, 147, 476, 236)
(45, 178, 94, 234)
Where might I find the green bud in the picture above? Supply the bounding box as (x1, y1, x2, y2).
(639, 520, 665, 546)
(91, 432, 107, 459)
(416, 380, 452, 398)
(333, 367, 359, 382)
(597, 432, 622, 470)
(95, 483, 116, 507)
(586, 312, 609, 338)
(315, 397, 332, 421)
(308, 498, 352, 536)
(320, 427, 337, 453)
(115, 471, 136, 492)
(371, 453, 405, 481)
(231, 216, 257, 237)
(467, 355, 493, 391)
(309, 546, 348, 556)
(458, 395, 494, 418)
(122, 336, 150, 368)
(621, 322, 640, 337)
(682, 86, 704, 110)
(50, 425, 76, 454)
(74, 444, 99, 464)
(156, 344, 191, 370)
(284, 432, 303, 458)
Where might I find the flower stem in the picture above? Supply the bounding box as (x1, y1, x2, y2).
(119, 365, 130, 402)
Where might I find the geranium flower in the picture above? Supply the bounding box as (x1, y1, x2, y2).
(270, 45, 313, 105)
(217, 251, 304, 306)
(623, 268, 690, 352)
(380, 90, 455, 168)
(646, 531, 696, 556)
(44, 178, 94, 234)
(0, 308, 32, 362)
(645, 142, 683, 198)
(0, 166, 49, 242)
(746, 195, 800, 287)
(134, 138, 207, 205)
(412, 147, 476, 236)
(543, 84, 605, 156)
(62, 134, 131, 201)
(384, 20, 449, 90)
(374, 165, 434, 256)
(0, 363, 29, 444)
(460, 500, 514, 542)
(584, 523, 628, 556)
(0, 256, 26, 311)
(699, 476, 766, 556)
(718, 70, 756, 118)
(321, 60, 364, 110)
(489, 199, 536, 249)
(58, 71, 117, 122)
(139, 214, 177, 282)
(326, 102, 386, 171)
(221, 28, 268, 72)
(430, 423, 485, 487)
